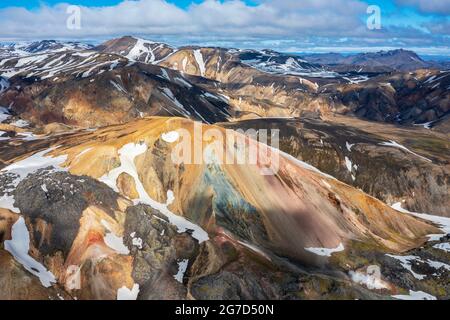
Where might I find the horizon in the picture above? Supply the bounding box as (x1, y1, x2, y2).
(1, 35, 449, 61)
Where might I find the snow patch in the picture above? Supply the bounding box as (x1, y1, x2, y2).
(193, 49, 206, 77)
(0, 77, 9, 93)
(0, 147, 67, 185)
(349, 269, 389, 290)
(5, 217, 56, 287)
(174, 259, 189, 283)
(392, 290, 436, 300)
(160, 68, 170, 80)
(344, 157, 353, 173)
(305, 243, 344, 257)
(346, 141, 355, 152)
(414, 121, 434, 129)
(101, 220, 130, 255)
(386, 254, 425, 280)
(161, 88, 190, 116)
(130, 232, 143, 250)
(379, 140, 432, 163)
(433, 243, 450, 252)
(11, 119, 29, 128)
(0, 146, 67, 213)
(109, 80, 127, 94)
(161, 131, 179, 143)
(166, 190, 175, 206)
(117, 284, 140, 300)
(174, 77, 193, 88)
(0, 106, 11, 123)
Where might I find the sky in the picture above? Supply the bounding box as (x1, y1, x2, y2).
(0, 0, 448, 55)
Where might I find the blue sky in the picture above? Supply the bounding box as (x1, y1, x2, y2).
(0, 0, 448, 55)
(0, 0, 216, 9)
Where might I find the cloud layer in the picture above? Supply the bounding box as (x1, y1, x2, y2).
(396, 0, 450, 15)
(0, 0, 448, 54)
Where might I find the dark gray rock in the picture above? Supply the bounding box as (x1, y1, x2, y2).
(14, 168, 119, 256)
(124, 204, 199, 300)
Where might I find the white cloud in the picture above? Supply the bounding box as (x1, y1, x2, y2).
(0, 0, 447, 54)
(396, 0, 450, 15)
(0, 0, 368, 39)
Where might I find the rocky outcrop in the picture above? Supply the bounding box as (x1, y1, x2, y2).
(124, 204, 197, 300)
(14, 169, 120, 256)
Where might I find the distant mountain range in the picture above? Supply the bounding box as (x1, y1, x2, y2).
(0, 36, 448, 129)
(0, 40, 93, 58)
(2, 38, 448, 72)
(302, 49, 450, 72)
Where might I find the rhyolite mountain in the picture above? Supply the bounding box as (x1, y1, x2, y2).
(0, 37, 449, 300)
(0, 117, 448, 300)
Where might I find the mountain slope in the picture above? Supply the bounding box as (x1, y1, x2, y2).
(326, 69, 450, 125)
(223, 116, 450, 217)
(1, 116, 448, 300)
(1, 117, 438, 254)
(0, 50, 232, 126)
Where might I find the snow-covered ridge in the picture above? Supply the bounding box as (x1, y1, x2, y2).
(0, 50, 120, 81)
(126, 37, 157, 64)
(110, 36, 175, 65)
(0, 40, 93, 58)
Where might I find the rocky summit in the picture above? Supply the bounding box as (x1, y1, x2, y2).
(0, 37, 449, 301)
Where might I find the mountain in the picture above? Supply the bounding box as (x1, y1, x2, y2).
(0, 49, 232, 126)
(303, 49, 444, 72)
(96, 36, 175, 64)
(0, 40, 93, 58)
(0, 37, 449, 300)
(325, 69, 450, 125)
(234, 49, 334, 77)
(1, 38, 448, 129)
(1, 117, 448, 300)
